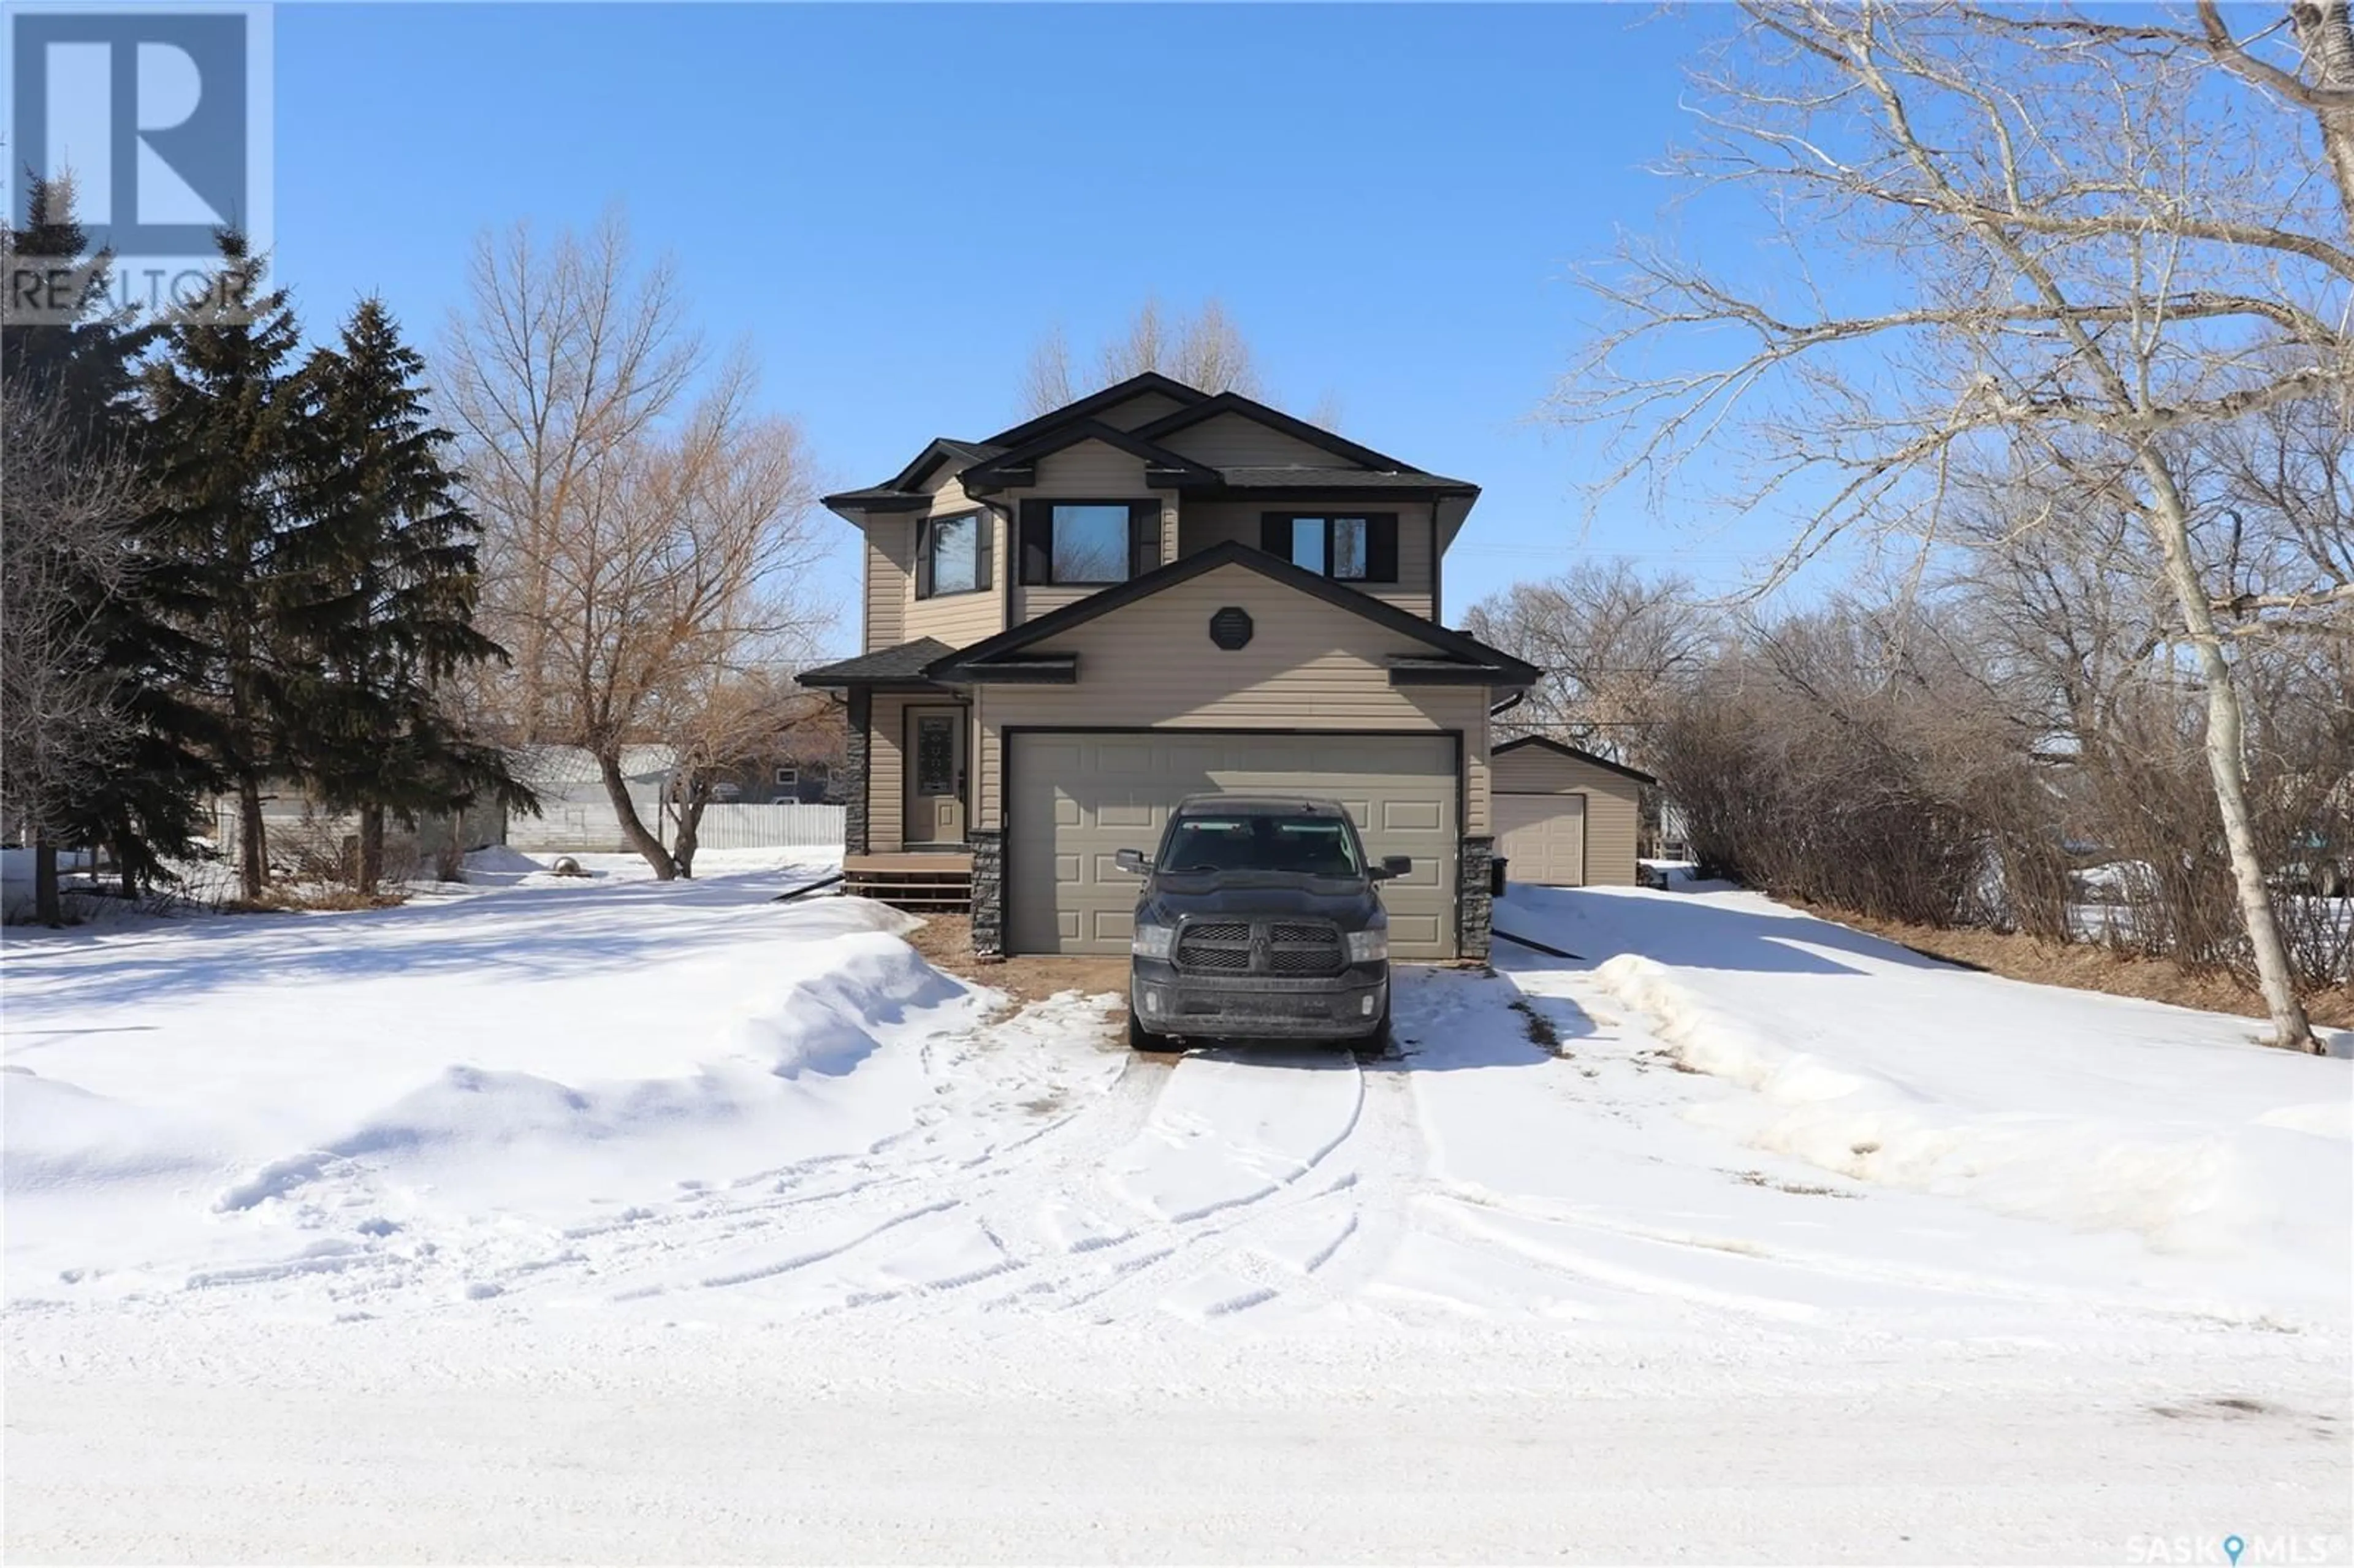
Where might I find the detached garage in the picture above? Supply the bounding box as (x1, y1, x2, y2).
(1490, 736, 1653, 888)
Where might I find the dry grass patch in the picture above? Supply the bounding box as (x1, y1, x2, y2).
(221, 885, 408, 914)
(1734, 1170, 1857, 1199)
(1793, 900, 2354, 1031)
(898, 912, 1130, 1008)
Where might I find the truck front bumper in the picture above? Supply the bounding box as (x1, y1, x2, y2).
(1130, 958, 1388, 1041)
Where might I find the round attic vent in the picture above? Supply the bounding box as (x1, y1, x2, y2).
(1209, 607, 1254, 650)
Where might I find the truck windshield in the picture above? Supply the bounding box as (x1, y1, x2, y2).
(1160, 815, 1362, 877)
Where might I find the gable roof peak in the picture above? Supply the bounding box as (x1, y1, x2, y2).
(955, 417, 1224, 493)
(1130, 390, 1421, 474)
(1492, 733, 1659, 785)
(980, 371, 1213, 449)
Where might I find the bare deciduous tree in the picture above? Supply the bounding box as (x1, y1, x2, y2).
(658, 673, 831, 878)
(0, 384, 142, 923)
(1464, 560, 1715, 763)
(441, 212, 701, 739)
(443, 213, 830, 879)
(1552, 1, 2352, 1049)
(1020, 296, 1266, 413)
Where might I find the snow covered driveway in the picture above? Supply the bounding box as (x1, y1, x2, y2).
(6, 862, 2349, 1561)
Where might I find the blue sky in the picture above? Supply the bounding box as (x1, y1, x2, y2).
(265, 2, 1795, 651)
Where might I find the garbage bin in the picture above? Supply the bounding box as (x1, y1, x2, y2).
(1490, 856, 1509, 897)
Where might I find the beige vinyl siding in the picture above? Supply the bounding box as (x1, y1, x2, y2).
(970, 561, 1491, 833)
(866, 691, 914, 851)
(864, 517, 912, 650)
(902, 478, 1006, 649)
(1490, 745, 1642, 886)
(1155, 412, 1348, 470)
(1175, 500, 1435, 619)
(1010, 446, 1175, 623)
(1031, 441, 1150, 494)
(1016, 585, 1095, 622)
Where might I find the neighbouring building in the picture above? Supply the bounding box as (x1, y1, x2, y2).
(1488, 735, 1653, 886)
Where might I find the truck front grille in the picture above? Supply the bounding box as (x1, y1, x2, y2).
(1173, 918, 1346, 977)
(1175, 921, 1252, 972)
(1268, 922, 1345, 976)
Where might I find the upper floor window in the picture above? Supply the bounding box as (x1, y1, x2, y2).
(915, 510, 991, 599)
(1262, 513, 1399, 583)
(1019, 500, 1161, 587)
(774, 766, 798, 786)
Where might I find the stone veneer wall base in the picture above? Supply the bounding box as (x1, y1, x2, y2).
(1457, 834, 1495, 963)
(969, 827, 1005, 957)
(842, 690, 871, 857)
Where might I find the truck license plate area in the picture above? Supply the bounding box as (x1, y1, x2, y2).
(1182, 994, 1332, 1020)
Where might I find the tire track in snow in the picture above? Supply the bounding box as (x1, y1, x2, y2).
(1105, 1047, 1365, 1223)
(1044, 1045, 1397, 1323)
(196, 994, 1149, 1315)
(541, 1014, 1176, 1311)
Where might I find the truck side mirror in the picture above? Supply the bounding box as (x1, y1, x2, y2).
(1114, 848, 1152, 875)
(1377, 856, 1412, 880)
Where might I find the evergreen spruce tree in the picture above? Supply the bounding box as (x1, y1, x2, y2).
(1, 178, 210, 911)
(1, 177, 157, 432)
(140, 232, 308, 902)
(288, 299, 524, 892)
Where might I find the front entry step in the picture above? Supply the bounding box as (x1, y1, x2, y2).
(843, 852, 973, 913)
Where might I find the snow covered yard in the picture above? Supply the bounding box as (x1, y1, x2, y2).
(5, 859, 2349, 1562)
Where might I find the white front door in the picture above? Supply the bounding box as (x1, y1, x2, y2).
(905, 707, 967, 845)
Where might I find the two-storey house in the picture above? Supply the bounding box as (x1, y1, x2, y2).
(799, 373, 1543, 962)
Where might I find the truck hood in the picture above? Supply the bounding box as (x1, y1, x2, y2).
(1146, 873, 1384, 926)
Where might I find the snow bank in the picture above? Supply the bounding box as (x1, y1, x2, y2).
(4, 1069, 220, 1193)
(460, 845, 545, 879)
(1588, 941, 2352, 1271)
(194, 913, 958, 1216)
(3, 881, 972, 1297)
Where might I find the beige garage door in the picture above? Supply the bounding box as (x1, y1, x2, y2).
(1007, 731, 1458, 959)
(1496, 793, 1586, 886)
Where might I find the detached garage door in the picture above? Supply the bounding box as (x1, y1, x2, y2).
(1007, 732, 1458, 959)
(1496, 793, 1586, 886)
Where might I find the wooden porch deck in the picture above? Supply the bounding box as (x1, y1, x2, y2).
(842, 850, 973, 912)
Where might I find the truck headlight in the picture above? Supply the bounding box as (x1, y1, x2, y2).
(1132, 923, 1175, 960)
(1346, 929, 1388, 964)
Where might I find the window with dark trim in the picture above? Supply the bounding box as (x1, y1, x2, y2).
(1018, 500, 1161, 586)
(915, 509, 991, 599)
(1260, 513, 1399, 583)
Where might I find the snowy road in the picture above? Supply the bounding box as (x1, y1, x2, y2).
(6, 855, 2349, 1561)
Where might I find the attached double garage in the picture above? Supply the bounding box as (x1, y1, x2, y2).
(1005, 731, 1461, 957)
(1488, 735, 1651, 889)
(953, 553, 1518, 962)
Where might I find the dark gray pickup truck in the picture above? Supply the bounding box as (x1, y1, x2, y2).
(1116, 794, 1409, 1052)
